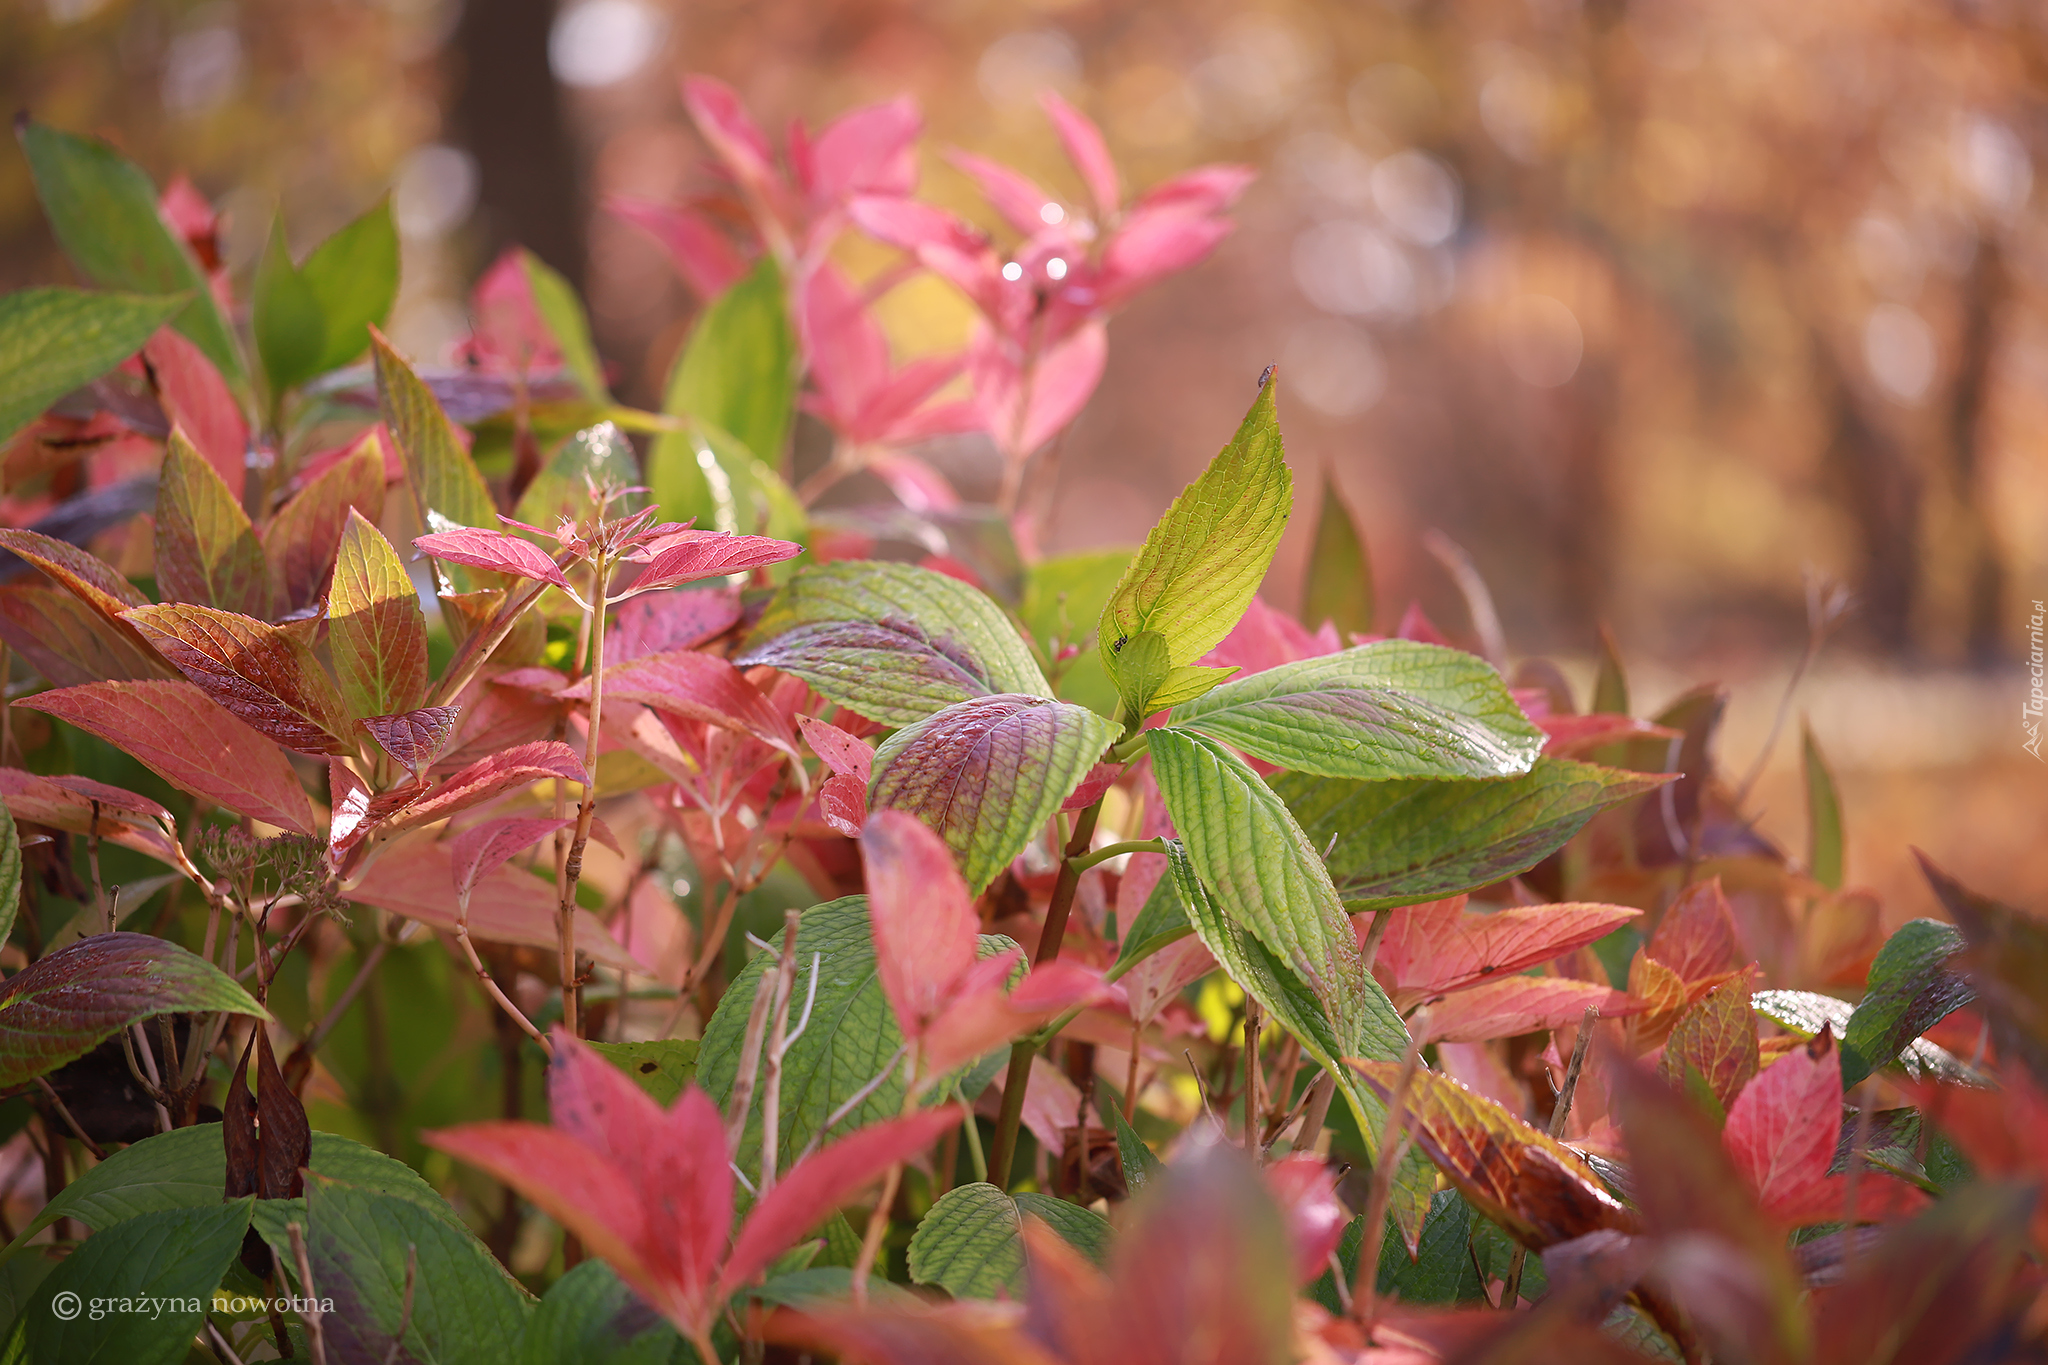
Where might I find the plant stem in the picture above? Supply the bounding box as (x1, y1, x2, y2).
(988, 798, 1102, 1189)
(958, 1085, 988, 1184)
(757, 911, 802, 1197)
(456, 891, 552, 1055)
(1242, 999, 1263, 1156)
(557, 556, 613, 1040)
(1503, 1004, 1598, 1305)
(1066, 838, 1164, 875)
(1353, 1020, 1427, 1331)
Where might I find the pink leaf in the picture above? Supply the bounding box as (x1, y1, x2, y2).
(360, 705, 461, 777)
(798, 716, 872, 782)
(414, 527, 569, 588)
(450, 817, 574, 899)
(1396, 601, 1451, 646)
(15, 680, 315, 834)
(818, 773, 867, 838)
(1647, 878, 1742, 986)
(1414, 976, 1637, 1044)
(1040, 91, 1120, 217)
(1119, 935, 1215, 1029)
(1369, 898, 1643, 1002)
(921, 958, 1111, 1077)
(625, 530, 804, 593)
(143, 328, 246, 498)
(852, 359, 970, 450)
(1060, 762, 1122, 812)
(1723, 1029, 1926, 1228)
(797, 263, 893, 436)
(803, 96, 922, 205)
(347, 832, 642, 971)
(946, 149, 1059, 238)
(1134, 164, 1257, 216)
(565, 649, 796, 757)
(547, 1035, 732, 1311)
(0, 769, 182, 867)
(969, 320, 1107, 459)
(1539, 713, 1680, 757)
(1099, 210, 1233, 309)
(607, 587, 742, 664)
(382, 740, 589, 834)
(682, 75, 782, 203)
(1265, 1155, 1345, 1286)
(458, 247, 560, 375)
(720, 1106, 963, 1298)
(860, 810, 981, 1040)
(605, 196, 751, 299)
(1198, 597, 1343, 675)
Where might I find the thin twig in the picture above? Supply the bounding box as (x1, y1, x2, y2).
(287, 1222, 328, 1365)
(125, 1023, 173, 1133)
(849, 1162, 902, 1306)
(1504, 1005, 1599, 1305)
(557, 555, 613, 1041)
(958, 1085, 988, 1184)
(456, 890, 551, 1056)
(204, 1319, 250, 1365)
(1357, 908, 1393, 974)
(798, 1044, 912, 1162)
(757, 912, 803, 1197)
(1243, 999, 1264, 1156)
(722, 945, 785, 1153)
(34, 1076, 105, 1160)
(301, 940, 390, 1056)
(1294, 1072, 1336, 1155)
(1353, 1013, 1429, 1331)
(1184, 1049, 1224, 1138)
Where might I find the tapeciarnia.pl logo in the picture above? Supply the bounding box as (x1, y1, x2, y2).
(2026, 598, 2044, 761)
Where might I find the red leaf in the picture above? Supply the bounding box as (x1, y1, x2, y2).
(1041, 91, 1120, 217)
(1350, 1060, 1636, 1248)
(0, 768, 182, 866)
(860, 811, 980, 1041)
(1060, 761, 1122, 812)
(921, 957, 1108, 1077)
(1197, 596, 1341, 676)
(566, 649, 796, 757)
(1722, 1029, 1926, 1228)
(263, 432, 386, 613)
(1099, 210, 1233, 308)
(0, 529, 152, 627)
(457, 247, 559, 374)
(380, 740, 588, 835)
(1646, 877, 1741, 985)
(123, 603, 352, 754)
(624, 530, 804, 594)
(817, 773, 867, 838)
(607, 587, 741, 664)
(450, 817, 573, 900)
(15, 680, 315, 833)
(797, 715, 872, 782)
(347, 832, 640, 971)
(360, 705, 461, 777)
(719, 1105, 963, 1297)
(1416, 976, 1637, 1044)
(1370, 898, 1643, 1003)
(969, 319, 1107, 459)
(1264, 1154, 1344, 1286)
(414, 526, 568, 588)
(0, 583, 171, 685)
(1539, 712, 1680, 757)
(1658, 983, 1761, 1115)
(144, 327, 247, 497)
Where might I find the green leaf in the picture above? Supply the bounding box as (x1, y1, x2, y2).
(586, 1039, 699, 1107)
(1302, 473, 1372, 637)
(1098, 377, 1290, 704)
(521, 251, 607, 403)
(645, 420, 805, 554)
(300, 198, 401, 375)
(24, 1200, 253, 1365)
(303, 1172, 531, 1365)
(1, 1124, 462, 1260)
(18, 122, 242, 385)
(1150, 729, 1399, 1044)
(1162, 842, 1430, 1242)
(1019, 547, 1131, 715)
(1106, 1101, 1162, 1191)
(1752, 988, 1979, 1085)
(1592, 624, 1629, 716)
(330, 509, 430, 719)
(0, 794, 19, 948)
(514, 422, 643, 532)
(1310, 1191, 1506, 1314)
(0, 933, 267, 1091)
(1111, 629, 1172, 718)
(253, 216, 326, 395)
(518, 1260, 685, 1365)
(740, 561, 1050, 725)
(1841, 920, 1975, 1089)
(699, 898, 997, 1190)
(1114, 866, 1192, 969)
(154, 430, 271, 618)
(1170, 642, 1545, 781)
(1802, 722, 1844, 890)
(1278, 757, 1671, 910)
(0, 288, 187, 446)
(372, 331, 500, 557)
(906, 1183, 1112, 1300)
(658, 256, 794, 469)
(871, 695, 1118, 893)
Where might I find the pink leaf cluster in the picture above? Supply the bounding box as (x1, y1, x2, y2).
(861, 810, 1110, 1077)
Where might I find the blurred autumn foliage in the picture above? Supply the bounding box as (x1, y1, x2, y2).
(3, 0, 2043, 911)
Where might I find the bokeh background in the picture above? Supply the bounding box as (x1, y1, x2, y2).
(2, 0, 2042, 921)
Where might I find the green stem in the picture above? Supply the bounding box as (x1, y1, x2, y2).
(1108, 730, 1152, 764)
(431, 579, 552, 708)
(956, 1084, 988, 1184)
(558, 556, 611, 1040)
(988, 798, 1102, 1189)
(1067, 838, 1164, 875)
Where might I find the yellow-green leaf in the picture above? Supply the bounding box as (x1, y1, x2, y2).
(154, 430, 271, 618)
(329, 509, 429, 720)
(1303, 473, 1372, 636)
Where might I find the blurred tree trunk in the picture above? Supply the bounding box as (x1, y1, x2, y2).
(450, 0, 583, 280)
(1816, 343, 1921, 657)
(1945, 239, 2008, 666)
